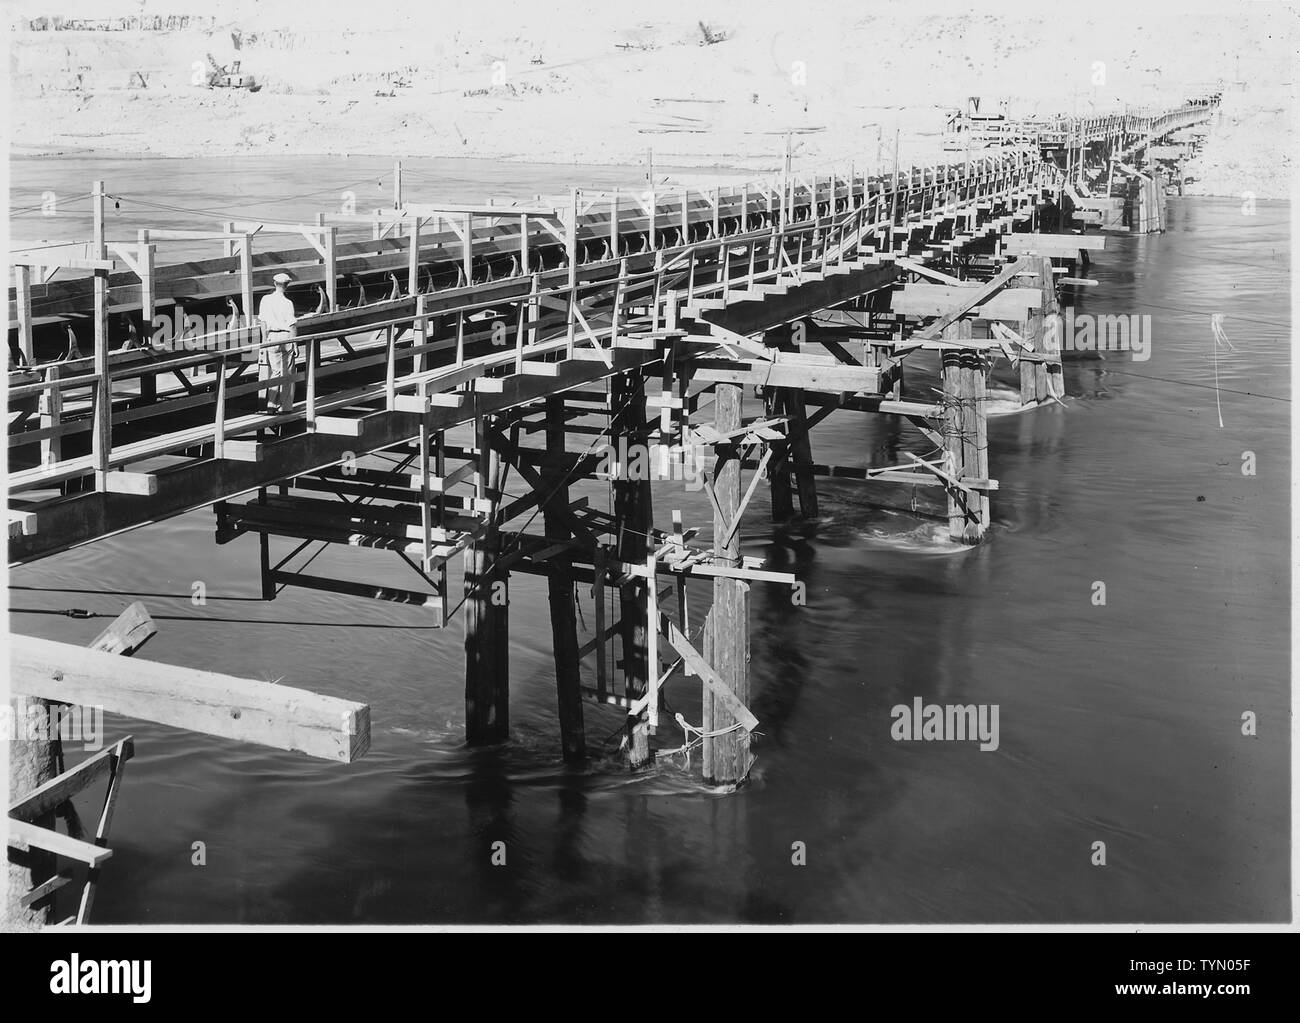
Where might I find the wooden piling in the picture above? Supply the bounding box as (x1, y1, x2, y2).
(784, 389, 819, 519)
(941, 322, 989, 544)
(611, 371, 653, 768)
(766, 388, 794, 521)
(464, 414, 509, 745)
(1019, 263, 1045, 405)
(542, 396, 586, 762)
(5, 695, 60, 928)
(703, 382, 753, 786)
(1036, 256, 1063, 401)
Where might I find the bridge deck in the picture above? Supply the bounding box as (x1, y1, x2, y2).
(7, 101, 1217, 565)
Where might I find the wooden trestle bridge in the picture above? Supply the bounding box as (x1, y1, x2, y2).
(5, 97, 1217, 923)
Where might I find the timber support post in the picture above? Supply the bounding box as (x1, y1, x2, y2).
(464, 413, 509, 745)
(940, 322, 990, 544)
(6, 694, 60, 928)
(766, 387, 795, 522)
(542, 396, 586, 761)
(612, 370, 653, 768)
(1037, 256, 1063, 400)
(703, 382, 753, 786)
(785, 388, 819, 519)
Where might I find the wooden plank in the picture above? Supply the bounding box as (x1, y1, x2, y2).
(88, 600, 156, 656)
(8, 739, 134, 823)
(20, 871, 72, 908)
(7, 819, 113, 868)
(661, 616, 758, 732)
(907, 258, 1026, 345)
(270, 570, 443, 612)
(103, 471, 158, 496)
(1001, 233, 1105, 256)
(542, 396, 585, 761)
(9, 635, 370, 763)
(892, 284, 1042, 320)
(691, 361, 881, 392)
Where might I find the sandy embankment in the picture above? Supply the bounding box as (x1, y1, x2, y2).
(5, 0, 1294, 196)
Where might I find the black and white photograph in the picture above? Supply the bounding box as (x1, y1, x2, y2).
(2, 0, 1293, 950)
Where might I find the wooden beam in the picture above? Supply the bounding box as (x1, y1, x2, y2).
(662, 617, 758, 733)
(613, 370, 653, 767)
(1001, 233, 1105, 257)
(8, 739, 134, 823)
(892, 284, 1042, 321)
(103, 471, 158, 496)
(9, 635, 370, 763)
(8, 819, 113, 868)
(542, 396, 585, 762)
(905, 257, 1027, 346)
(89, 600, 157, 655)
(701, 381, 754, 785)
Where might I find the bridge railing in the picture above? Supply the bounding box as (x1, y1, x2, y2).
(8, 149, 1053, 509)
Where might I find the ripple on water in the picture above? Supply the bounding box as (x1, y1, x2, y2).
(855, 511, 979, 555)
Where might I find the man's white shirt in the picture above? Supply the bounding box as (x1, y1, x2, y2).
(258, 291, 296, 334)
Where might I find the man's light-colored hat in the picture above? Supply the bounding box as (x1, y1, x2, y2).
(272, 272, 293, 284)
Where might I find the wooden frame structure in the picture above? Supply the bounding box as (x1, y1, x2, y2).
(8, 100, 1217, 800)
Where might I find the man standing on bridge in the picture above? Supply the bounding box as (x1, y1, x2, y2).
(257, 271, 298, 414)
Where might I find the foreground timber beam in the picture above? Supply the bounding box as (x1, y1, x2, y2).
(9, 635, 371, 763)
(6, 602, 156, 929)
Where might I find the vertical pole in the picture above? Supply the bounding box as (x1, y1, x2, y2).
(324, 227, 337, 311)
(528, 272, 541, 349)
(462, 213, 473, 285)
(613, 371, 653, 768)
(607, 192, 619, 258)
(91, 180, 110, 489)
(394, 159, 403, 210)
(137, 230, 154, 344)
(941, 321, 988, 544)
(14, 265, 33, 364)
(767, 387, 794, 521)
(239, 233, 254, 341)
(39, 364, 62, 467)
(519, 213, 529, 276)
(214, 354, 227, 459)
(566, 188, 578, 357)
(407, 215, 420, 296)
(1037, 255, 1062, 400)
(703, 381, 753, 786)
(646, 149, 656, 251)
(782, 133, 792, 224)
(543, 396, 586, 761)
(464, 414, 508, 744)
(646, 551, 659, 731)
(419, 415, 432, 571)
(411, 293, 427, 379)
(890, 127, 901, 247)
(1019, 260, 1043, 405)
(785, 389, 818, 518)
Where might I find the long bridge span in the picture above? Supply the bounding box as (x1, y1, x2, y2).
(5, 100, 1218, 923)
